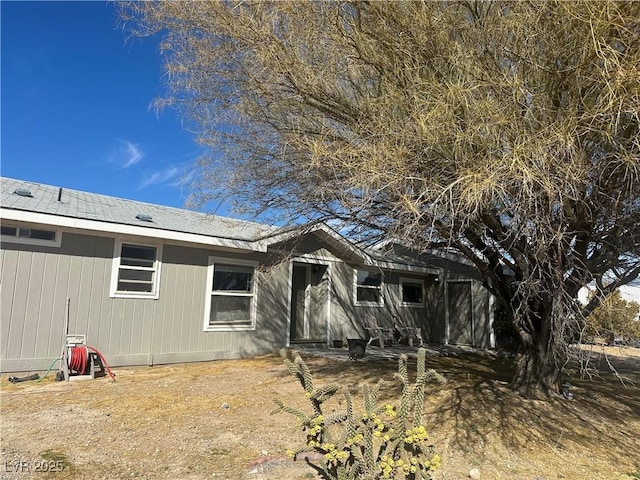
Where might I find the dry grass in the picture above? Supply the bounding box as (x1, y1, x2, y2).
(1, 347, 639, 480)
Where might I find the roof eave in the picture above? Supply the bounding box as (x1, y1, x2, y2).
(1, 208, 262, 252)
(368, 259, 440, 275)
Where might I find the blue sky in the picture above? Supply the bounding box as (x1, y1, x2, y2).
(1, 1, 205, 209)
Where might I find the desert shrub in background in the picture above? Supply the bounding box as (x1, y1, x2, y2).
(273, 348, 444, 480)
(585, 290, 640, 345)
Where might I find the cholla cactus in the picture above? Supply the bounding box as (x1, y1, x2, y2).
(272, 348, 444, 480)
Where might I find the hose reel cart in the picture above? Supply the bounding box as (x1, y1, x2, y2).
(57, 334, 115, 381)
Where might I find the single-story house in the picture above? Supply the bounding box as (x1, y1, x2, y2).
(0, 177, 495, 372)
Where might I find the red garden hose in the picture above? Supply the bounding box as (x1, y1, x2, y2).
(87, 346, 116, 381)
(69, 345, 87, 374)
(68, 345, 116, 381)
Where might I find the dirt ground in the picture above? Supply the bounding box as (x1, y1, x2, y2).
(1, 345, 639, 480)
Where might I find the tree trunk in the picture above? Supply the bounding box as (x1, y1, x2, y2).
(510, 343, 562, 398)
(509, 300, 566, 399)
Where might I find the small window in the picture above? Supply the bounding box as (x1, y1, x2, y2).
(204, 258, 257, 331)
(1, 224, 61, 247)
(401, 278, 424, 307)
(110, 241, 162, 298)
(20, 228, 57, 241)
(355, 269, 383, 305)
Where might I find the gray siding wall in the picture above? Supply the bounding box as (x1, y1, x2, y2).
(328, 262, 446, 343)
(327, 260, 493, 349)
(1, 226, 494, 373)
(1, 231, 289, 372)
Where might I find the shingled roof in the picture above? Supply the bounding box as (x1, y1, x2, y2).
(0, 177, 277, 242)
(1, 177, 442, 273)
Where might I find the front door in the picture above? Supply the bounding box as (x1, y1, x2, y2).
(289, 263, 328, 343)
(447, 281, 474, 345)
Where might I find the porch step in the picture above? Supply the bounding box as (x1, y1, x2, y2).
(289, 340, 329, 349)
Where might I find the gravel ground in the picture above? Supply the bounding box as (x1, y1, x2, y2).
(1, 345, 639, 480)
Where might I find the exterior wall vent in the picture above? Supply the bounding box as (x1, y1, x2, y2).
(135, 213, 153, 222)
(13, 188, 33, 197)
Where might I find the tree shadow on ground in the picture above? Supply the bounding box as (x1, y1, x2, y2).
(276, 348, 640, 463)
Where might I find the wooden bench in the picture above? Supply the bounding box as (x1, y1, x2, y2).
(364, 314, 395, 348)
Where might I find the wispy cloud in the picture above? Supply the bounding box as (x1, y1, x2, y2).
(122, 141, 144, 168)
(109, 139, 144, 168)
(170, 167, 197, 188)
(138, 166, 181, 189)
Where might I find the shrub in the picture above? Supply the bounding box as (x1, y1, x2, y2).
(272, 348, 444, 480)
(585, 290, 640, 345)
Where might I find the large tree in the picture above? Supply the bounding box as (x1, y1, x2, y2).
(120, 1, 640, 397)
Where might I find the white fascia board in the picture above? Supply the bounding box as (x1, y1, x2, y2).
(1, 209, 262, 252)
(292, 252, 340, 264)
(369, 260, 440, 275)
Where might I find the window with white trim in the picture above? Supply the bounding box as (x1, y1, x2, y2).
(110, 241, 161, 298)
(400, 278, 425, 307)
(1, 224, 61, 247)
(204, 258, 257, 330)
(355, 269, 383, 305)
